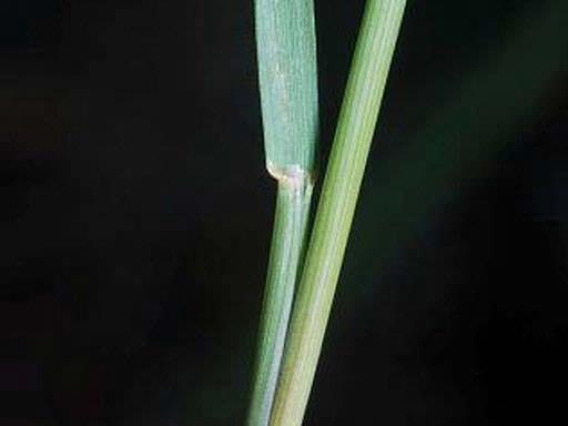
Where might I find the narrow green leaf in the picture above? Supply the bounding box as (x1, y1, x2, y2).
(270, 1, 407, 425)
(255, 0, 319, 176)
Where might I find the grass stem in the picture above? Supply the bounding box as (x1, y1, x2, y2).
(269, 1, 407, 424)
(247, 177, 313, 426)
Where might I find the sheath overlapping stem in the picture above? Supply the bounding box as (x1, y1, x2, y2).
(270, 1, 407, 425)
(247, 1, 318, 425)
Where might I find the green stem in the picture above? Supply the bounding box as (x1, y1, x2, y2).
(247, 177, 313, 426)
(270, 1, 406, 425)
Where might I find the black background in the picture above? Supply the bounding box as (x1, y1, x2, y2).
(1, 0, 567, 425)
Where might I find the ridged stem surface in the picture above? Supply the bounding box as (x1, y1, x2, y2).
(270, 1, 407, 425)
(247, 180, 312, 426)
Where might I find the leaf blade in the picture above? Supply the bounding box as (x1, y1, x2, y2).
(255, 0, 319, 174)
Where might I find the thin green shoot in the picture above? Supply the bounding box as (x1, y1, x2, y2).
(269, 1, 407, 425)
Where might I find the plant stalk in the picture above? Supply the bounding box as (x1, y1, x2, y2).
(247, 176, 313, 426)
(269, 1, 407, 425)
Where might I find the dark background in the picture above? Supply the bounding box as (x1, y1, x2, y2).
(1, 0, 567, 425)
